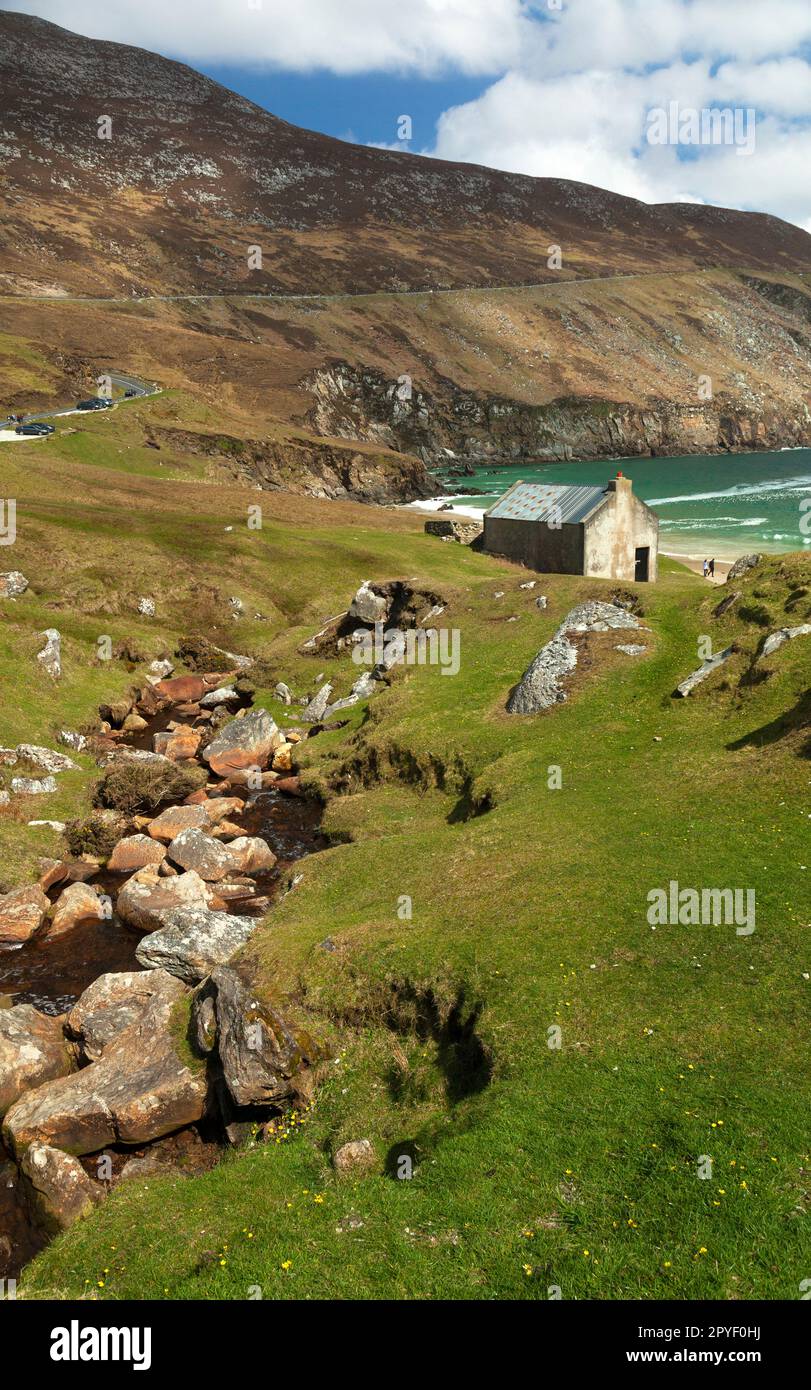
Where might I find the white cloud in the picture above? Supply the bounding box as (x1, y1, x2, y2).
(426, 4, 811, 227)
(12, 0, 533, 75)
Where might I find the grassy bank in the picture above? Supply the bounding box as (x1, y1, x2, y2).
(2, 405, 809, 1300)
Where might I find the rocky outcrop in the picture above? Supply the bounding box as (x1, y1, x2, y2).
(151, 426, 438, 505)
(727, 554, 762, 582)
(36, 628, 61, 679)
(301, 683, 333, 723)
(507, 633, 579, 715)
(0, 571, 28, 598)
(11, 775, 57, 796)
(305, 362, 811, 466)
(15, 744, 78, 774)
(507, 601, 643, 714)
(0, 1006, 74, 1116)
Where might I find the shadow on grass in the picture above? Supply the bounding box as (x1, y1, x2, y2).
(726, 688, 811, 757)
(384, 981, 493, 1106)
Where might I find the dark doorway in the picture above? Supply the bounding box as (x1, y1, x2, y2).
(634, 546, 650, 582)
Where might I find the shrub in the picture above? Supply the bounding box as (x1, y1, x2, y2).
(93, 759, 207, 815)
(65, 810, 123, 858)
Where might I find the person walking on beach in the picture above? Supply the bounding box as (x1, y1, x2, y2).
(702, 559, 710, 578)
(709, 557, 715, 579)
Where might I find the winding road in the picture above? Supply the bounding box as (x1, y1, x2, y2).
(2, 371, 159, 429)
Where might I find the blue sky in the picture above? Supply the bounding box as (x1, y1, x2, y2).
(200, 66, 487, 152)
(11, 1, 811, 229)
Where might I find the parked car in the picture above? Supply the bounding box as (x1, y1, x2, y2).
(15, 421, 55, 436)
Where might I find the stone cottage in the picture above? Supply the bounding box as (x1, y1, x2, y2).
(483, 472, 659, 582)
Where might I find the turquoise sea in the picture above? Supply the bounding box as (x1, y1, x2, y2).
(414, 449, 811, 560)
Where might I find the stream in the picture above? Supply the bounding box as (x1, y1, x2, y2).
(0, 698, 326, 1284)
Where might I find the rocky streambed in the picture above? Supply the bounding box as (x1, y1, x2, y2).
(0, 667, 327, 1282)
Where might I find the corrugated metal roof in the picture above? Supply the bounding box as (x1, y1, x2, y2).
(485, 482, 608, 524)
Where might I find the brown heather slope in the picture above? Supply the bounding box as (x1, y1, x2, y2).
(2, 12, 811, 489)
(2, 10, 811, 300)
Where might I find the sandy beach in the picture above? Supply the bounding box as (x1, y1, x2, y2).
(661, 552, 731, 584)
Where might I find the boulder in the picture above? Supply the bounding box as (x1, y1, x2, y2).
(154, 674, 209, 703)
(15, 744, 78, 774)
(203, 707, 279, 777)
(36, 628, 62, 679)
(20, 1142, 103, 1233)
(675, 645, 734, 697)
(153, 726, 201, 761)
(100, 698, 132, 728)
(192, 966, 318, 1106)
(275, 775, 303, 797)
(301, 683, 333, 722)
(65, 969, 183, 1064)
(275, 682, 293, 705)
(10, 775, 58, 796)
(57, 729, 87, 752)
(200, 796, 244, 825)
(147, 803, 211, 842)
(333, 1138, 377, 1177)
(0, 570, 28, 598)
(507, 602, 643, 714)
(148, 659, 174, 680)
(48, 882, 107, 938)
(757, 624, 811, 660)
(116, 867, 211, 932)
(200, 686, 238, 708)
(3, 974, 204, 1157)
(0, 884, 50, 944)
(225, 836, 277, 875)
(107, 834, 167, 873)
(271, 742, 295, 772)
(727, 553, 761, 582)
(507, 632, 579, 714)
(0, 1006, 74, 1116)
(135, 907, 256, 984)
(166, 827, 240, 881)
(349, 580, 389, 624)
(122, 712, 148, 734)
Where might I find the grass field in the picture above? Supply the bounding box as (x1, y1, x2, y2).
(2, 402, 809, 1300)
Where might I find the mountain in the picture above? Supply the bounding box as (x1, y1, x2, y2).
(2, 10, 811, 485)
(2, 10, 811, 298)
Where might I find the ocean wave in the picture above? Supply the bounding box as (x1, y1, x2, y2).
(649, 476, 811, 506)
